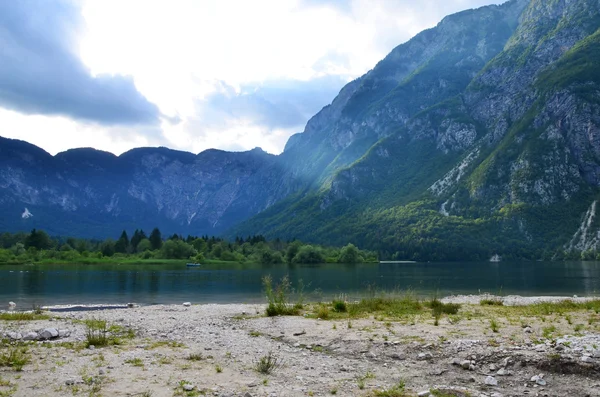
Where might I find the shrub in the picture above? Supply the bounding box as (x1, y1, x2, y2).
(263, 276, 300, 316)
(332, 300, 347, 313)
(254, 352, 281, 374)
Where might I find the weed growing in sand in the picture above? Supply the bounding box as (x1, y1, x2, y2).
(370, 381, 407, 397)
(254, 351, 281, 375)
(0, 346, 29, 371)
(317, 305, 330, 319)
(542, 325, 557, 339)
(0, 375, 16, 397)
(125, 358, 144, 367)
(215, 364, 223, 373)
(330, 386, 338, 394)
(187, 353, 203, 361)
(490, 319, 500, 333)
(480, 298, 503, 306)
(84, 319, 110, 347)
(574, 324, 585, 333)
(147, 340, 185, 349)
(249, 330, 262, 337)
(263, 275, 301, 316)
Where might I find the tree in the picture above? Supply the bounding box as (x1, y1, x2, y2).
(137, 238, 152, 253)
(338, 243, 361, 264)
(285, 241, 302, 263)
(149, 228, 163, 250)
(100, 239, 116, 257)
(292, 245, 325, 264)
(115, 231, 129, 253)
(159, 240, 197, 259)
(24, 229, 53, 250)
(130, 229, 147, 251)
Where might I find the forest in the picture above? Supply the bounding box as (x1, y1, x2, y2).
(0, 228, 378, 265)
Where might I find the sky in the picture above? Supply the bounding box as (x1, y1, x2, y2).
(0, 0, 503, 156)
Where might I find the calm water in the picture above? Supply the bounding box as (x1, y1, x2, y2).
(0, 261, 599, 308)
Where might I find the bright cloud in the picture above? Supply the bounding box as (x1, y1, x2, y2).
(0, 0, 503, 156)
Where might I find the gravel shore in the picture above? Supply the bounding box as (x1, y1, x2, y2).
(1, 295, 600, 396)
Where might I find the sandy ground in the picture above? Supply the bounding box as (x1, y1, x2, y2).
(1, 295, 600, 397)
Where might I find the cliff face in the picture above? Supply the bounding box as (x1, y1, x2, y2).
(4, 0, 600, 259)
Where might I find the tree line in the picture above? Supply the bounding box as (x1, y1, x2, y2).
(0, 228, 377, 265)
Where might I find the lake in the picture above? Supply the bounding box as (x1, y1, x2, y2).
(1, 261, 599, 308)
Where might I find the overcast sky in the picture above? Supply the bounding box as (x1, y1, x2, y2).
(0, 0, 503, 156)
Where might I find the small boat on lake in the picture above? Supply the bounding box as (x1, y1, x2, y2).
(186, 263, 202, 267)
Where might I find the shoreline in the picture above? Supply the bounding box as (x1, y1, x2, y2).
(7, 294, 596, 312)
(1, 295, 599, 396)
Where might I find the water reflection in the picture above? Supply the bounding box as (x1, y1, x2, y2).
(0, 261, 599, 307)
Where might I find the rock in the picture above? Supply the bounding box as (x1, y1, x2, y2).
(8, 301, 16, 309)
(417, 391, 431, 397)
(127, 303, 137, 308)
(183, 302, 191, 307)
(460, 360, 471, 369)
(592, 350, 600, 359)
(530, 374, 547, 386)
(58, 329, 71, 338)
(496, 368, 510, 376)
(485, 376, 498, 386)
(98, 369, 105, 375)
(417, 352, 433, 360)
(581, 356, 594, 363)
(23, 331, 38, 341)
(524, 327, 533, 333)
(451, 357, 462, 366)
(7, 331, 22, 340)
(244, 393, 253, 397)
(182, 384, 194, 391)
(39, 328, 59, 340)
(489, 364, 497, 371)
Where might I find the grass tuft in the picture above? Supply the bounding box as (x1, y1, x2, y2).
(254, 351, 281, 375)
(263, 276, 301, 316)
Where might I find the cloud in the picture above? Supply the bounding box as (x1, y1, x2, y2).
(198, 76, 348, 131)
(0, 0, 160, 126)
(162, 76, 348, 154)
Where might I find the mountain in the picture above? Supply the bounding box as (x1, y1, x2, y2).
(3, 0, 600, 260)
(231, 0, 600, 260)
(0, 137, 277, 237)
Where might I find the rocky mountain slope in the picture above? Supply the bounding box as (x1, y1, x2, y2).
(3, 0, 600, 260)
(232, 0, 600, 260)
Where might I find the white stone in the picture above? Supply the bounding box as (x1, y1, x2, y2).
(581, 356, 594, 363)
(485, 376, 498, 386)
(7, 331, 22, 340)
(39, 328, 59, 340)
(8, 301, 16, 308)
(182, 384, 194, 391)
(417, 391, 431, 397)
(23, 331, 38, 341)
(183, 302, 191, 307)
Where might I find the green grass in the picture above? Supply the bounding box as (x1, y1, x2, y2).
(0, 346, 29, 371)
(125, 358, 144, 367)
(0, 312, 50, 321)
(480, 298, 503, 306)
(371, 381, 408, 397)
